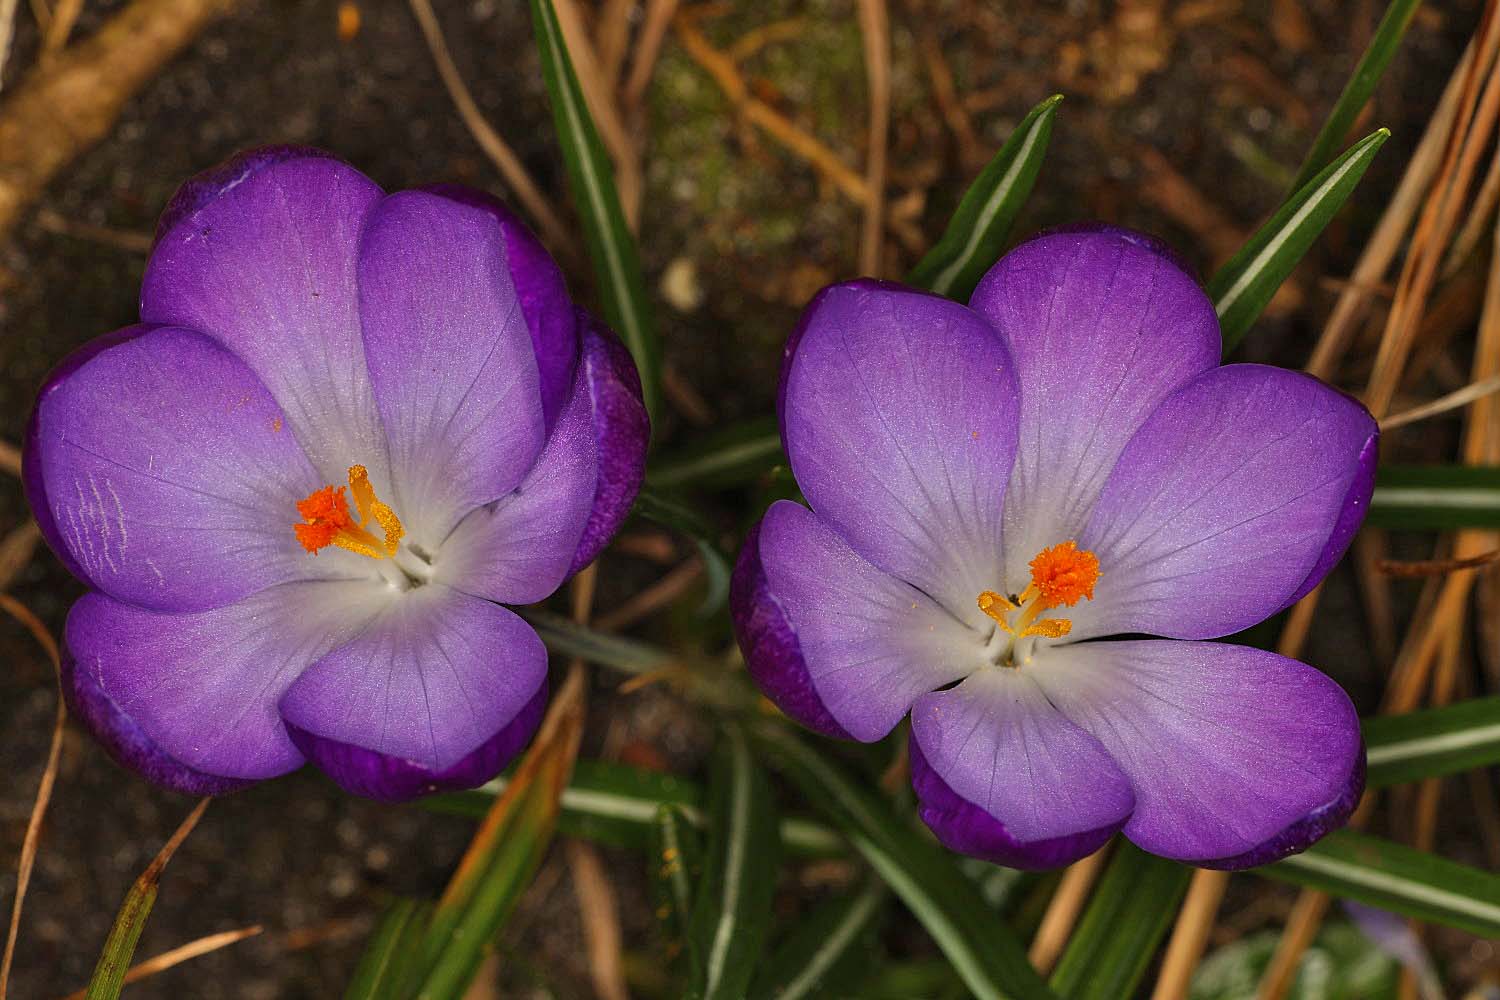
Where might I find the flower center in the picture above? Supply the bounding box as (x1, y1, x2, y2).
(294, 464, 405, 560)
(977, 540, 1100, 665)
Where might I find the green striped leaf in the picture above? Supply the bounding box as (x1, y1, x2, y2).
(754, 724, 1055, 1000)
(1048, 842, 1191, 1000)
(907, 94, 1064, 300)
(1286, 0, 1422, 194)
(1368, 464, 1500, 530)
(530, 0, 660, 420)
(688, 726, 781, 1000)
(343, 899, 434, 1000)
(1211, 129, 1390, 352)
(520, 608, 674, 676)
(648, 416, 784, 490)
(427, 757, 845, 857)
(749, 877, 888, 1000)
(1366, 696, 1500, 787)
(1264, 830, 1500, 938)
(633, 487, 733, 615)
(652, 804, 706, 980)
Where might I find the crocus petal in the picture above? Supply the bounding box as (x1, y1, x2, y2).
(780, 280, 1019, 619)
(24, 325, 152, 590)
(62, 642, 252, 796)
(31, 327, 363, 613)
(63, 579, 392, 783)
(967, 226, 1220, 586)
(732, 500, 982, 743)
(290, 681, 548, 802)
(909, 670, 1133, 869)
(142, 149, 390, 485)
(278, 583, 548, 795)
(437, 313, 647, 603)
(1073, 364, 1379, 640)
(1035, 639, 1364, 868)
(419, 185, 579, 432)
(356, 189, 546, 543)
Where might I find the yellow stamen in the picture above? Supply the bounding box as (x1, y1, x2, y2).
(295, 465, 404, 559)
(976, 540, 1099, 662)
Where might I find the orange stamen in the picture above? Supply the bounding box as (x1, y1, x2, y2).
(294, 467, 404, 559)
(1028, 540, 1101, 608)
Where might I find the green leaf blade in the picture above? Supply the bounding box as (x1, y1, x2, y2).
(529, 0, 660, 420)
(907, 94, 1063, 300)
(1287, 0, 1422, 194)
(1366, 695, 1500, 787)
(688, 726, 781, 1000)
(749, 877, 888, 1000)
(1368, 464, 1500, 530)
(754, 724, 1055, 1000)
(343, 898, 434, 1000)
(1263, 830, 1500, 938)
(1047, 843, 1191, 1000)
(1211, 129, 1390, 352)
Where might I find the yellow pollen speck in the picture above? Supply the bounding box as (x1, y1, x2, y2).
(976, 542, 1101, 662)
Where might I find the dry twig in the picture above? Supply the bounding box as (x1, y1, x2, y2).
(55, 926, 263, 1000)
(567, 841, 630, 1000)
(1028, 847, 1109, 975)
(856, 0, 890, 276)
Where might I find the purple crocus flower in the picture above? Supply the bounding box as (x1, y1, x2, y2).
(732, 226, 1376, 870)
(24, 148, 648, 802)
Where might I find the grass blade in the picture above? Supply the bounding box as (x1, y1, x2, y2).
(1368, 464, 1500, 529)
(749, 877, 888, 1000)
(1047, 842, 1191, 1000)
(1210, 129, 1390, 352)
(687, 726, 780, 1000)
(1286, 0, 1422, 194)
(651, 804, 705, 979)
(407, 667, 587, 998)
(1263, 830, 1500, 938)
(520, 608, 674, 675)
(343, 899, 433, 1000)
(1366, 696, 1500, 787)
(647, 416, 784, 491)
(529, 0, 659, 420)
(633, 487, 732, 615)
(83, 800, 209, 1000)
(907, 94, 1063, 300)
(426, 757, 846, 858)
(753, 724, 1055, 1000)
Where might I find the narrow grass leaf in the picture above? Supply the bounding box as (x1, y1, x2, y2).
(749, 877, 888, 1000)
(343, 899, 433, 1000)
(520, 608, 674, 675)
(1047, 842, 1191, 1000)
(407, 669, 586, 998)
(1211, 129, 1390, 352)
(1365, 695, 1500, 787)
(687, 726, 780, 1000)
(651, 804, 705, 980)
(647, 416, 784, 491)
(633, 487, 732, 615)
(1368, 464, 1500, 529)
(907, 94, 1064, 300)
(1286, 0, 1421, 194)
(529, 0, 659, 420)
(83, 800, 209, 1000)
(426, 757, 845, 857)
(753, 724, 1055, 1000)
(1263, 830, 1500, 938)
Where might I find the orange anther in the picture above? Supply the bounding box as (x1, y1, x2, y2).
(1028, 540, 1100, 609)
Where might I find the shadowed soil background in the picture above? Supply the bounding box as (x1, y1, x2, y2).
(0, 0, 1488, 996)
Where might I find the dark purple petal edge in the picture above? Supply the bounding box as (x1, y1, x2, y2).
(61, 625, 254, 796)
(287, 679, 549, 803)
(153, 145, 340, 246)
(565, 310, 650, 577)
(1281, 423, 1380, 609)
(729, 518, 854, 740)
(1190, 745, 1366, 871)
(908, 727, 1120, 870)
(23, 325, 157, 588)
(419, 183, 580, 432)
